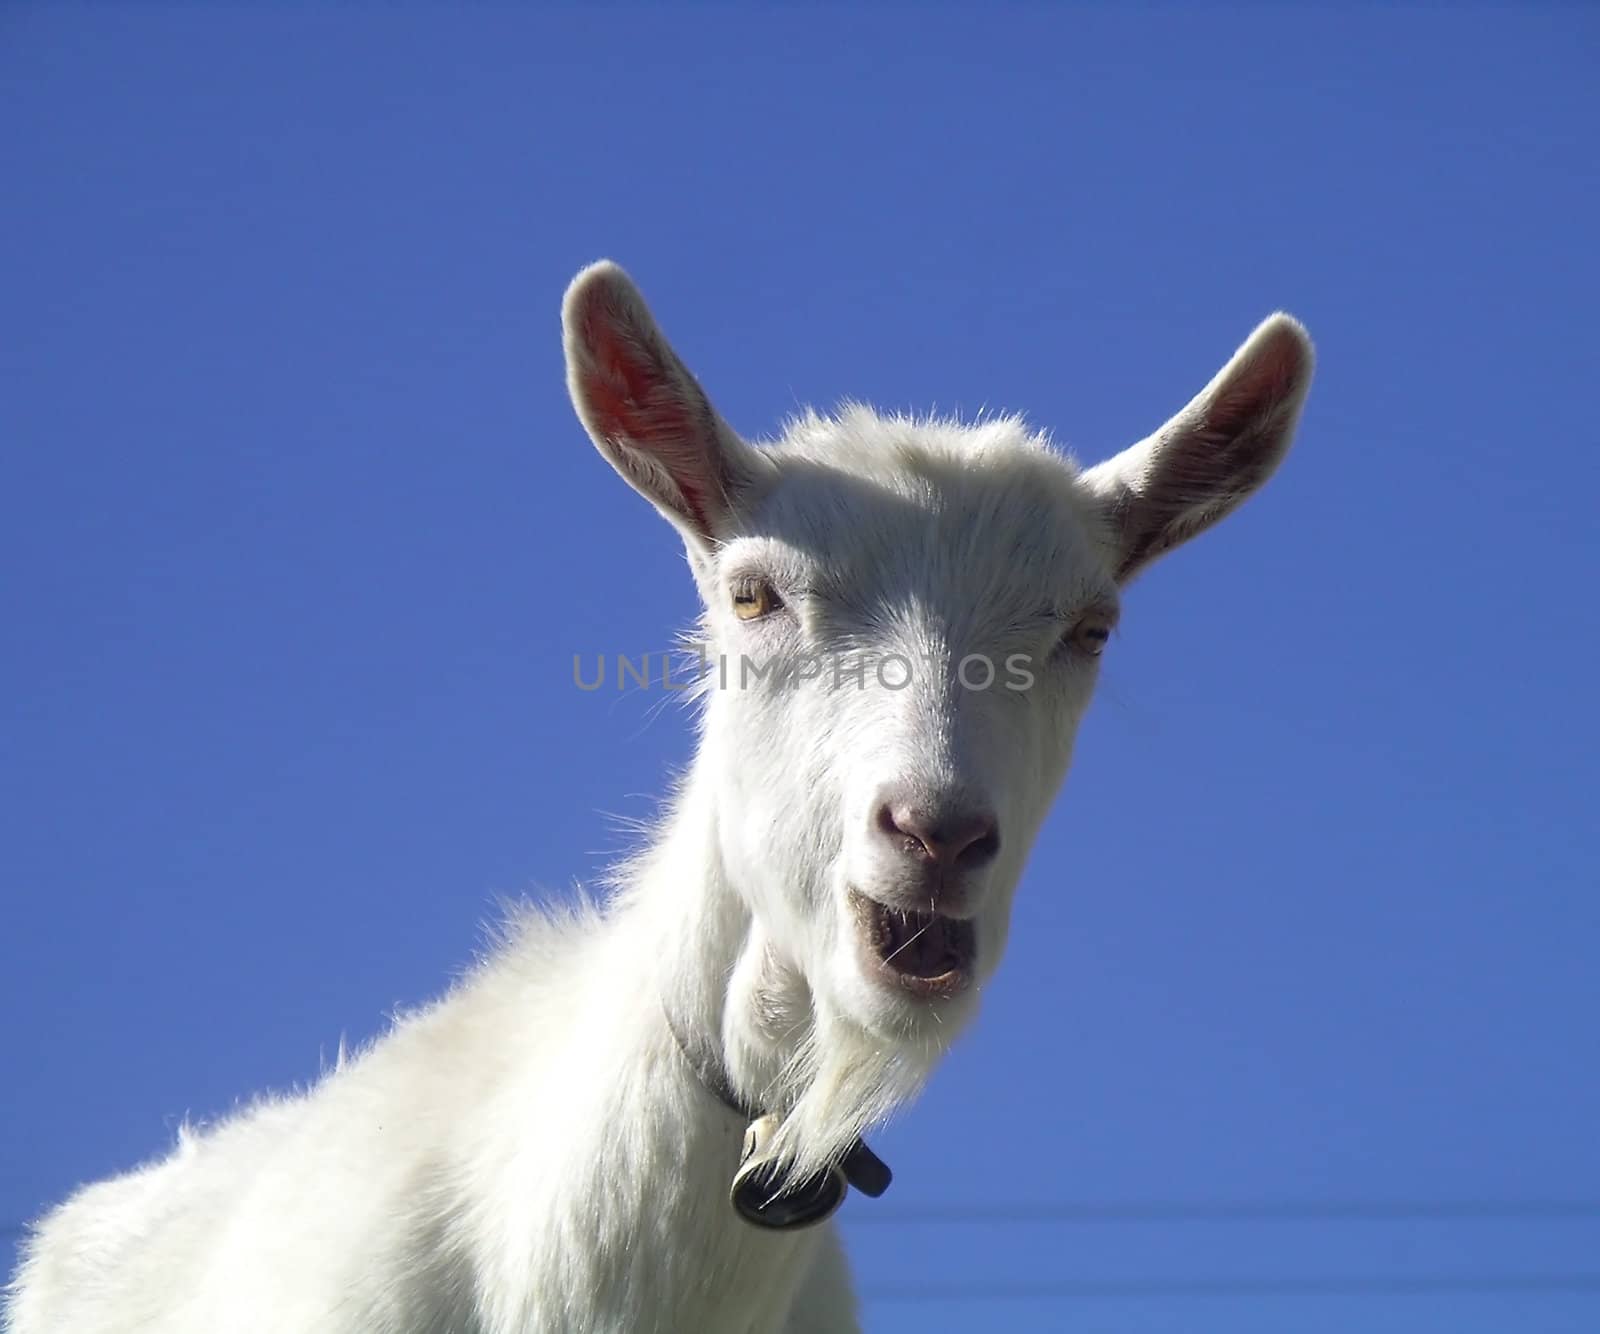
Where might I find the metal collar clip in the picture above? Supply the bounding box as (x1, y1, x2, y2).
(730, 1113, 893, 1230)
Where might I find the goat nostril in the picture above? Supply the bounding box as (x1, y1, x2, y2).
(877, 803, 934, 860)
(877, 803, 999, 869)
(955, 824, 1000, 868)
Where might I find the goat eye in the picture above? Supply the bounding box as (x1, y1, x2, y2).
(731, 579, 781, 621)
(1068, 616, 1112, 656)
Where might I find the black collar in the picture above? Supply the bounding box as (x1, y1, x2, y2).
(662, 1002, 892, 1230)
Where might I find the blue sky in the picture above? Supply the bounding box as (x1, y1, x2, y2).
(3, 6, 1597, 1331)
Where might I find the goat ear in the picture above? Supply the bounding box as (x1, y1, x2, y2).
(563, 261, 763, 548)
(1081, 314, 1314, 583)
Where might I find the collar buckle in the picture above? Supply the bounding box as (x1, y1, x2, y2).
(731, 1114, 848, 1230)
(664, 1003, 894, 1231)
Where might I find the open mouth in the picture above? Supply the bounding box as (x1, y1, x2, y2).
(848, 888, 976, 997)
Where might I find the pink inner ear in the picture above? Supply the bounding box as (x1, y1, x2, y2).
(578, 311, 716, 534)
(1209, 328, 1308, 438)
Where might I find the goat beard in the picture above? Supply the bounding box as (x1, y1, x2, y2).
(758, 1003, 944, 1194)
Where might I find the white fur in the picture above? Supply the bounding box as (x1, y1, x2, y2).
(6, 263, 1314, 1333)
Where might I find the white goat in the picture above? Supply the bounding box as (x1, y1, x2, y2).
(6, 263, 1314, 1333)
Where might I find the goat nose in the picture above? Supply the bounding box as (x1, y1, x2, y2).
(875, 801, 1000, 869)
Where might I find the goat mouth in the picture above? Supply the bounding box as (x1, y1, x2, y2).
(848, 888, 975, 997)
